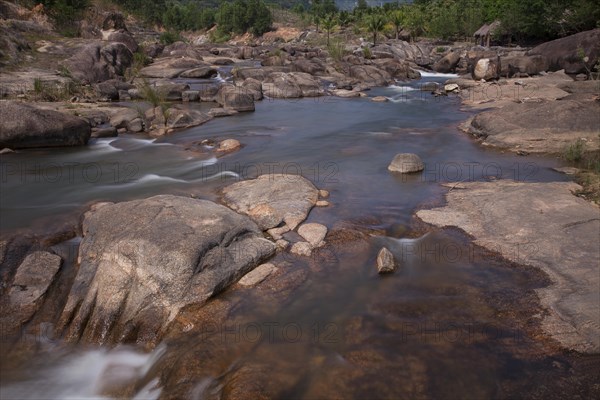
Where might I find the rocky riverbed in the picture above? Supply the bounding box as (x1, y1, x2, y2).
(1, 3, 599, 399)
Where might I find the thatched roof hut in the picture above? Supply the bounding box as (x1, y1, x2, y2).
(474, 20, 501, 47)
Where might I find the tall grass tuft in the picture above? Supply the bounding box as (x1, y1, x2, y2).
(328, 39, 347, 62)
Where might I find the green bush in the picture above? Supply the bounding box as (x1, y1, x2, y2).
(362, 46, 372, 60)
(32, 78, 81, 101)
(215, 0, 272, 37)
(563, 139, 586, 162)
(138, 80, 166, 108)
(328, 39, 347, 62)
(159, 31, 183, 45)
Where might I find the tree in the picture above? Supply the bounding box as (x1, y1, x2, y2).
(367, 14, 386, 45)
(356, 0, 369, 12)
(390, 9, 405, 40)
(338, 10, 352, 27)
(321, 13, 336, 46)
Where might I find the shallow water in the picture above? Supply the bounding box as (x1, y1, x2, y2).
(0, 75, 580, 399)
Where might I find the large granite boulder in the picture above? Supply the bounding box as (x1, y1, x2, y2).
(432, 51, 462, 73)
(501, 55, 549, 77)
(348, 65, 392, 87)
(215, 85, 255, 112)
(64, 42, 133, 84)
(527, 29, 600, 74)
(57, 196, 275, 344)
(467, 98, 600, 153)
(106, 29, 138, 53)
(473, 57, 501, 80)
(0, 102, 91, 149)
(262, 72, 323, 98)
(221, 174, 319, 230)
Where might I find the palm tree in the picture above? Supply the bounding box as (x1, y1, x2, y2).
(390, 10, 404, 40)
(322, 14, 336, 46)
(367, 14, 386, 46)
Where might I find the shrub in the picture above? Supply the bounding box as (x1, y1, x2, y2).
(32, 78, 81, 101)
(138, 80, 166, 108)
(362, 46, 372, 60)
(328, 39, 347, 62)
(159, 31, 182, 45)
(563, 138, 586, 162)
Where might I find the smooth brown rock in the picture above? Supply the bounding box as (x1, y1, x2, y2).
(388, 153, 425, 173)
(417, 180, 600, 353)
(0, 102, 91, 149)
(222, 174, 319, 230)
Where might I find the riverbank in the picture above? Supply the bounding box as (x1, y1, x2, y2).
(414, 67, 599, 353)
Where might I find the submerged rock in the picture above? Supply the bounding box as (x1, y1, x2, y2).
(387, 153, 425, 173)
(0, 102, 91, 149)
(57, 195, 275, 344)
(238, 263, 278, 286)
(222, 174, 319, 230)
(297, 223, 327, 247)
(217, 139, 241, 153)
(290, 241, 313, 257)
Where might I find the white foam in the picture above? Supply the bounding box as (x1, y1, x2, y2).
(192, 171, 240, 182)
(385, 96, 412, 104)
(388, 84, 418, 92)
(417, 71, 459, 78)
(129, 174, 188, 185)
(88, 138, 122, 153)
(0, 345, 164, 400)
(215, 72, 227, 83)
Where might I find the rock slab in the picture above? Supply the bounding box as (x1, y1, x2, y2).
(417, 180, 600, 353)
(222, 174, 319, 230)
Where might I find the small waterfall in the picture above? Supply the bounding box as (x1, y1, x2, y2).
(0, 345, 166, 400)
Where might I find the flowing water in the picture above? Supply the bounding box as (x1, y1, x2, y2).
(0, 74, 580, 399)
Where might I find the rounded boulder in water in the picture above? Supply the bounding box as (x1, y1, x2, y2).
(388, 153, 425, 173)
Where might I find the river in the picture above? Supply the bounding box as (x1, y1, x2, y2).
(0, 74, 576, 399)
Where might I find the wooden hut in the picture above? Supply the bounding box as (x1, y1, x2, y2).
(474, 20, 501, 47)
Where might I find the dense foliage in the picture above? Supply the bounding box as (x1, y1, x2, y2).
(296, 0, 599, 43)
(35, 0, 599, 43)
(117, 0, 273, 36)
(37, 0, 90, 35)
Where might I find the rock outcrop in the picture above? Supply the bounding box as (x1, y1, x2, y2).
(528, 29, 600, 74)
(417, 180, 600, 353)
(0, 101, 91, 148)
(64, 42, 133, 84)
(58, 196, 276, 344)
(467, 98, 600, 153)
